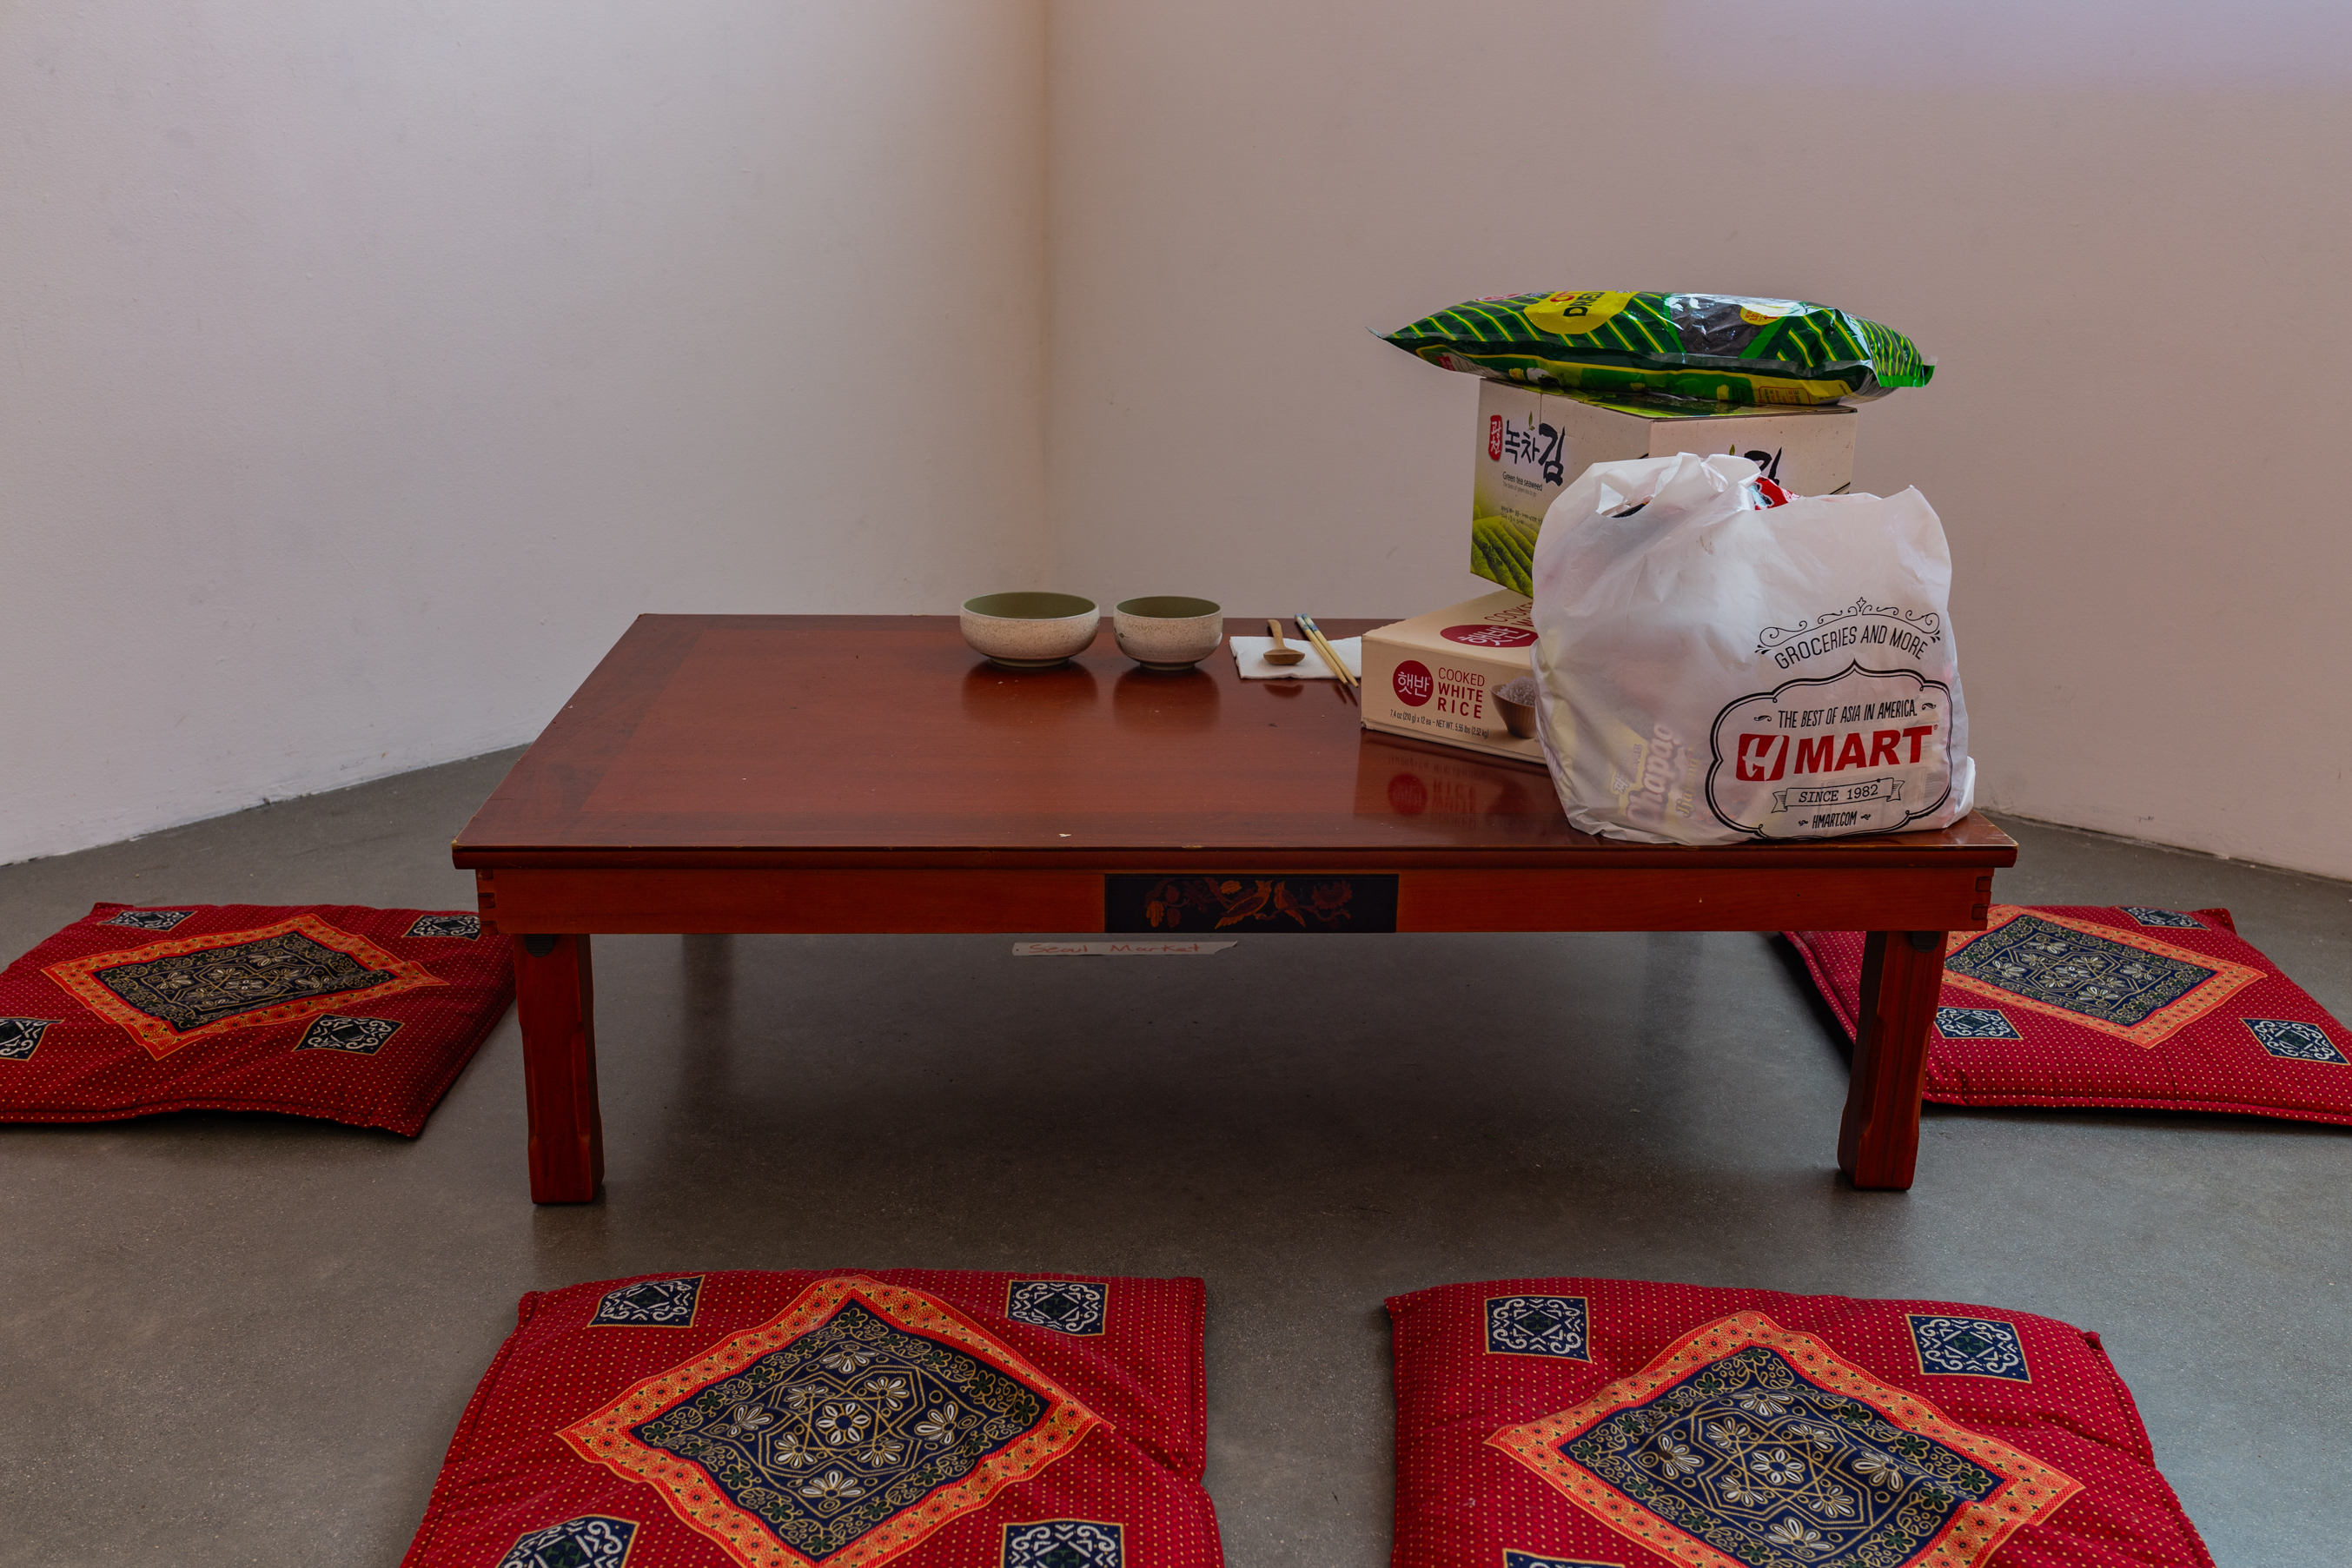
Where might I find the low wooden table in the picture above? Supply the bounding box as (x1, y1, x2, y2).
(453, 615, 2013, 1201)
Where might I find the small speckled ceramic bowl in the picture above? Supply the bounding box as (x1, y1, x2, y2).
(960, 592, 1101, 668)
(1113, 596, 1224, 671)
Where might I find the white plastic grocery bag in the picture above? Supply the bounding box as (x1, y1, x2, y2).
(1527, 452, 1972, 844)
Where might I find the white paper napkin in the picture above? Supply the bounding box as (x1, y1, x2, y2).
(1229, 634, 1362, 680)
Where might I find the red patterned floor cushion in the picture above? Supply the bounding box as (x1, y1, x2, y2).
(0, 901, 510, 1135)
(1388, 1276, 2212, 1568)
(402, 1269, 1218, 1568)
(1787, 905, 2352, 1124)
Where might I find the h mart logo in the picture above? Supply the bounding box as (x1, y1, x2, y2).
(1704, 666, 1956, 840)
(1735, 731, 1788, 782)
(1738, 725, 1938, 782)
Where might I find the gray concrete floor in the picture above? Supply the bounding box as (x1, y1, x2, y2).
(2, 751, 2347, 1566)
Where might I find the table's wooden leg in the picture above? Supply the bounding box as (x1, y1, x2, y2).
(513, 933, 604, 1203)
(1838, 930, 1945, 1191)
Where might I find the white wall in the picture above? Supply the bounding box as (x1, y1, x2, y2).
(0, 0, 1048, 864)
(1046, 1, 2352, 878)
(11, 1, 2352, 881)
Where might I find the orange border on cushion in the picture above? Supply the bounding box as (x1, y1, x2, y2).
(1488, 1310, 2080, 1568)
(561, 1275, 1103, 1568)
(42, 914, 445, 1062)
(1941, 906, 2263, 1048)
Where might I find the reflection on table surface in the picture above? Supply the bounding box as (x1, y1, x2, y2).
(1354, 733, 1554, 824)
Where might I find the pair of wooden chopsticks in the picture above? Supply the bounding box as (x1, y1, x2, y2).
(1293, 614, 1356, 698)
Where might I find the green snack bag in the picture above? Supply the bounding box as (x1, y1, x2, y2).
(1383, 291, 1931, 407)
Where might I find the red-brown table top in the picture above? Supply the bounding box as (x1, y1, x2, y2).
(452, 615, 2014, 870)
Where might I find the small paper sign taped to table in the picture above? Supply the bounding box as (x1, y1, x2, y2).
(1011, 940, 1238, 956)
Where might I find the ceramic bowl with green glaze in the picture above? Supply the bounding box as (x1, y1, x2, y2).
(960, 592, 1102, 668)
(1112, 596, 1224, 672)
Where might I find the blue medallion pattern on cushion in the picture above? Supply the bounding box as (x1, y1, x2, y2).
(1003, 1520, 1123, 1568)
(497, 1514, 638, 1568)
(98, 909, 194, 932)
(1487, 1295, 1590, 1360)
(590, 1275, 704, 1327)
(1505, 1554, 1621, 1568)
(1560, 1344, 2001, 1568)
(89, 931, 395, 1034)
(2244, 1018, 2349, 1065)
(295, 1015, 402, 1054)
(626, 1300, 1051, 1562)
(406, 912, 483, 940)
(1007, 1280, 1108, 1336)
(1933, 1007, 2021, 1041)
(1945, 914, 2213, 1029)
(2123, 907, 2205, 929)
(0, 1018, 56, 1062)
(1908, 1314, 2031, 1381)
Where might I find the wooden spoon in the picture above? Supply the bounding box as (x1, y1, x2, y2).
(1262, 619, 1306, 665)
